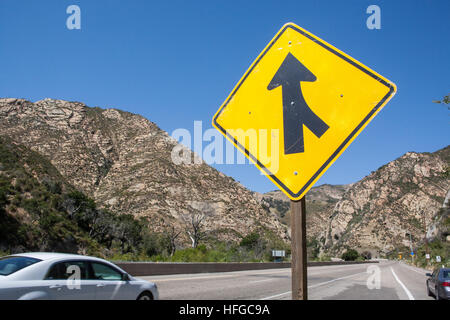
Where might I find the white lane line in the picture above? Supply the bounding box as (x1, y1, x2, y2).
(399, 262, 430, 275)
(147, 264, 377, 285)
(249, 278, 276, 284)
(260, 291, 291, 300)
(150, 274, 235, 282)
(390, 267, 415, 300)
(308, 271, 366, 288)
(260, 270, 366, 300)
(142, 264, 372, 283)
(146, 269, 290, 282)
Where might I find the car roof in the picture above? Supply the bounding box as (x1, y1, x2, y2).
(6, 252, 103, 262)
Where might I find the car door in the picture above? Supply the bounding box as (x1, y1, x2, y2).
(429, 270, 437, 294)
(89, 262, 133, 300)
(45, 260, 96, 300)
(435, 269, 443, 296)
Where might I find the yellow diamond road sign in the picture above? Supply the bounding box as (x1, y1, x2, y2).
(212, 22, 396, 201)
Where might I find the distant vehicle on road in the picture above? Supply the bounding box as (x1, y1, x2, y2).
(0, 252, 158, 300)
(426, 267, 450, 300)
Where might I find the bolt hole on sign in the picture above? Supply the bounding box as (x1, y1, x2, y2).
(212, 22, 396, 201)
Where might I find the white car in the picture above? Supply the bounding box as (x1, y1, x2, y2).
(0, 252, 158, 300)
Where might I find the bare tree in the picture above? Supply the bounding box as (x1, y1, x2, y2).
(183, 211, 207, 248)
(61, 197, 81, 219)
(156, 218, 182, 256)
(165, 225, 181, 256)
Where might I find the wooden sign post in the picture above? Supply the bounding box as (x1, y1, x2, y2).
(290, 197, 307, 300)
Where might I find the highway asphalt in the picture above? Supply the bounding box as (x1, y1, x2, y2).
(139, 261, 435, 300)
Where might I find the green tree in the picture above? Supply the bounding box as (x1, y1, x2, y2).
(342, 249, 360, 261)
(240, 232, 261, 249)
(433, 94, 450, 110)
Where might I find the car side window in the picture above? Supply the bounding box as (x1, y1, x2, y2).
(90, 262, 122, 281)
(45, 261, 90, 280)
(432, 270, 438, 280)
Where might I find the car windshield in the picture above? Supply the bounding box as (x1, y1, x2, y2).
(442, 270, 450, 279)
(0, 256, 41, 276)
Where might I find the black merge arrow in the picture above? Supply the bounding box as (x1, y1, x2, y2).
(268, 52, 329, 155)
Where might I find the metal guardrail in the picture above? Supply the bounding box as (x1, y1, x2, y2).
(114, 260, 379, 276)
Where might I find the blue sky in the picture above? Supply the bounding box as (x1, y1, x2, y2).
(0, 0, 449, 194)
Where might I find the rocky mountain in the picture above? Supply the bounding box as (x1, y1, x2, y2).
(412, 190, 450, 267)
(320, 146, 449, 258)
(1, 97, 447, 259)
(0, 136, 87, 252)
(0, 135, 181, 256)
(426, 189, 449, 243)
(257, 184, 351, 240)
(0, 98, 288, 248)
(259, 147, 449, 259)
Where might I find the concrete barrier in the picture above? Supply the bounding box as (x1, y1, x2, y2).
(114, 260, 379, 277)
